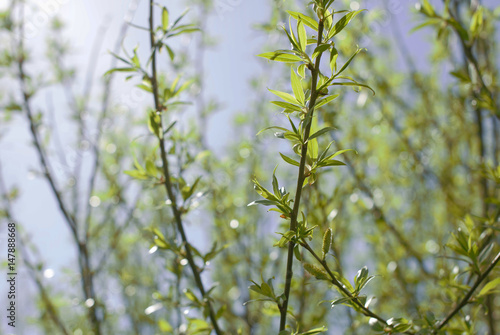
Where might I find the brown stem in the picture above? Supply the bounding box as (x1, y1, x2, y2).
(279, 18, 325, 332)
(147, 2, 223, 334)
(14, 2, 101, 333)
(300, 241, 388, 326)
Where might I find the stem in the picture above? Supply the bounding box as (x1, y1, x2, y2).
(13, 2, 101, 333)
(448, 3, 496, 332)
(147, 2, 223, 334)
(433, 251, 500, 333)
(300, 241, 388, 325)
(0, 162, 69, 335)
(279, 19, 325, 332)
(21, 239, 70, 335)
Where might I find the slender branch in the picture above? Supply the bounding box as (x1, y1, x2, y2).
(448, 3, 496, 333)
(433, 251, 500, 333)
(300, 240, 388, 325)
(147, 2, 223, 334)
(280, 18, 325, 332)
(21, 237, 71, 335)
(447, 3, 498, 119)
(13, 2, 101, 333)
(0, 160, 70, 335)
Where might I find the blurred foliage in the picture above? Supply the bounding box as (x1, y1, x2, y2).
(0, 0, 499, 334)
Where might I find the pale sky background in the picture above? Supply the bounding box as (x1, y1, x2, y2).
(0, 0, 498, 333)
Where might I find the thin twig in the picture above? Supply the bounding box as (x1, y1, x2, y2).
(0, 161, 70, 335)
(433, 251, 500, 333)
(13, 2, 102, 333)
(147, 1, 223, 333)
(300, 240, 388, 325)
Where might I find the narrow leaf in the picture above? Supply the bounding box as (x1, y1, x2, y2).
(280, 153, 300, 167)
(291, 68, 305, 106)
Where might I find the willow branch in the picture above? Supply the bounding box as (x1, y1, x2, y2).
(147, 1, 223, 333)
(279, 18, 325, 332)
(300, 240, 388, 326)
(433, 251, 500, 333)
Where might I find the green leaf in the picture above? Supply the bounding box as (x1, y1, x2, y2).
(256, 126, 289, 136)
(163, 120, 177, 135)
(297, 64, 307, 78)
(314, 94, 340, 109)
(243, 298, 275, 306)
(174, 79, 194, 96)
(446, 18, 469, 42)
(280, 153, 300, 167)
(297, 20, 307, 51)
(420, 0, 436, 17)
(271, 101, 303, 112)
(298, 326, 328, 335)
(304, 263, 329, 281)
(312, 43, 330, 60)
(324, 149, 356, 160)
(272, 165, 280, 196)
(327, 10, 365, 40)
(258, 52, 302, 63)
(158, 319, 173, 332)
(268, 89, 299, 104)
(470, 7, 484, 38)
(479, 278, 500, 297)
(184, 288, 201, 304)
(162, 7, 169, 30)
(165, 44, 175, 60)
(308, 138, 319, 161)
(145, 159, 157, 177)
(319, 160, 345, 167)
(287, 11, 318, 30)
(168, 27, 200, 37)
(330, 296, 356, 308)
(330, 47, 338, 72)
(103, 67, 136, 77)
(290, 68, 305, 106)
(322, 228, 332, 260)
(334, 48, 365, 78)
(124, 170, 148, 180)
(329, 81, 375, 96)
(309, 126, 336, 141)
(294, 245, 302, 261)
(450, 70, 470, 83)
(147, 110, 161, 138)
(410, 18, 441, 33)
(131, 47, 140, 67)
(136, 83, 152, 93)
(170, 8, 190, 29)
